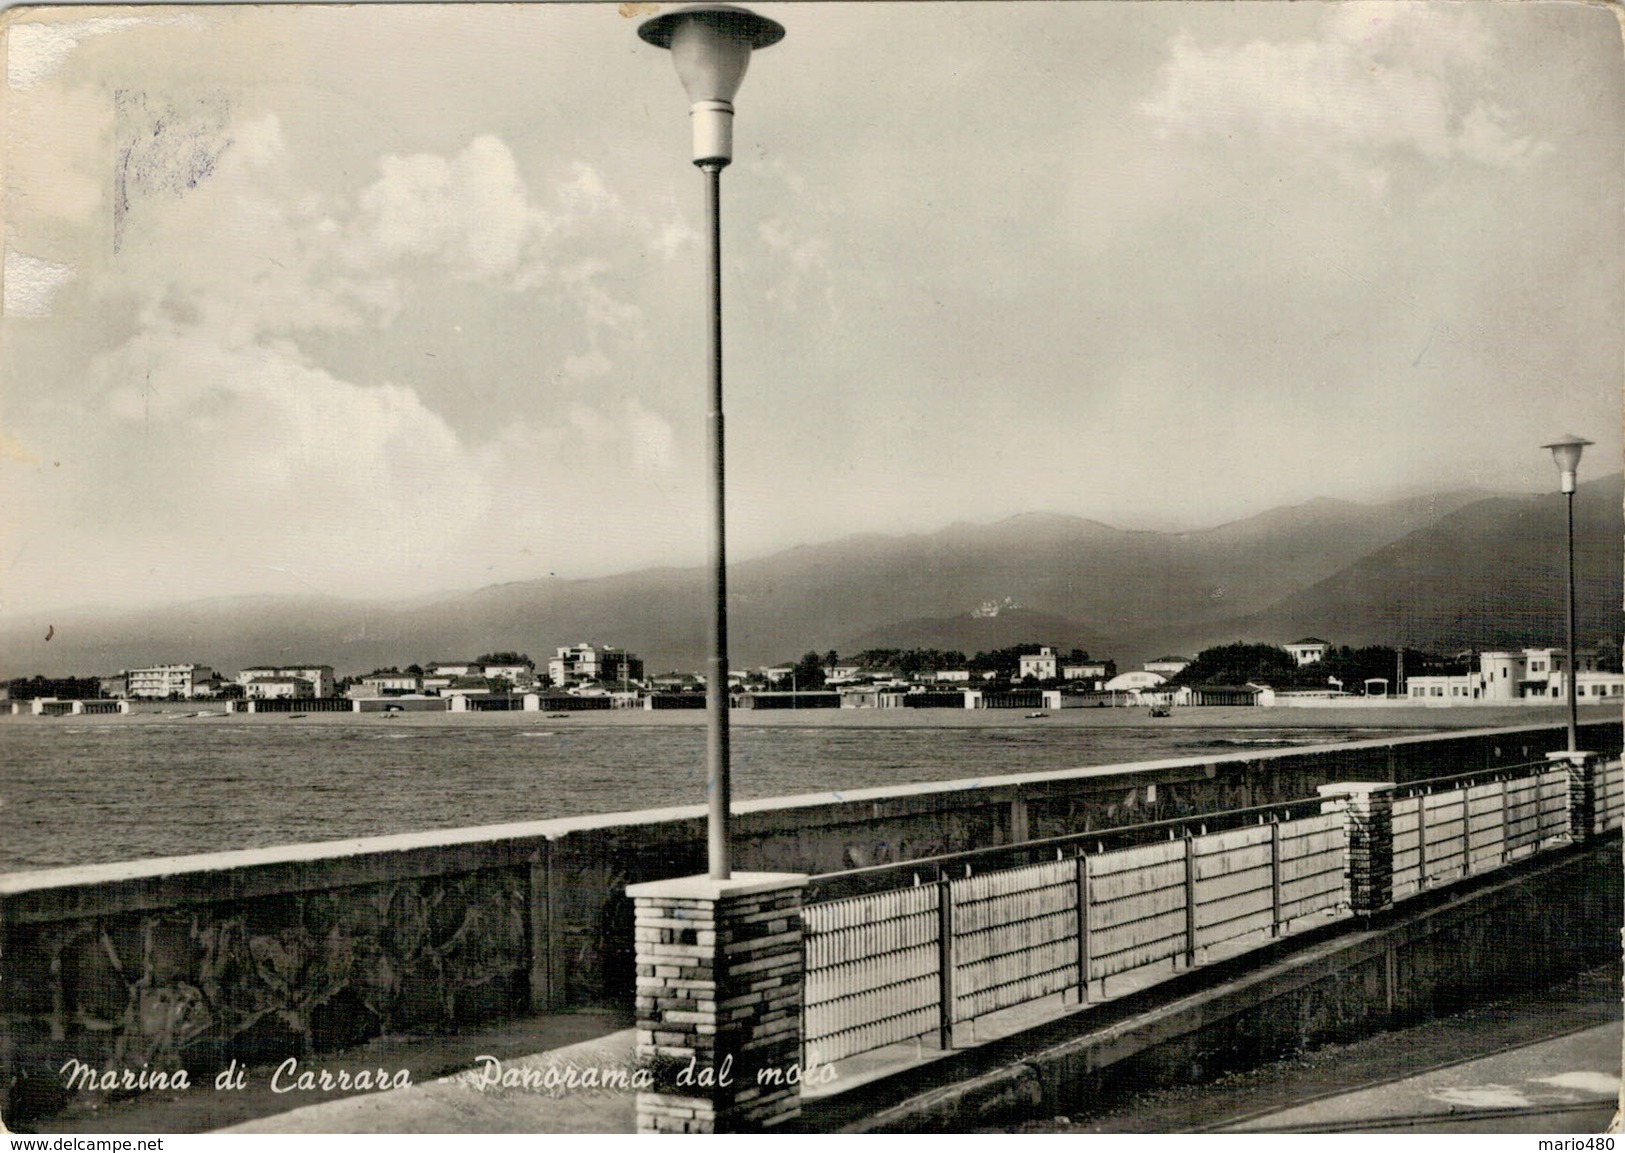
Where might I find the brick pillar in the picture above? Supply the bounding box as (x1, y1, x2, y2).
(1549, 750, 1600, 841)
(1318, 782, 1395, 917)
(627, 872, 808, 1133)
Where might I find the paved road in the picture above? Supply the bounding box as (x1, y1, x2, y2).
(1013, 963, 1622, 1135)
(1222, 1020, 1620, 1134)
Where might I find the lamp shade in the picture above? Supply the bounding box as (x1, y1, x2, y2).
(1542, 434, 1593, 492)
(639, 5, 784, 166)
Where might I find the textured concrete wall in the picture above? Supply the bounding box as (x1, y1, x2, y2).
(3, 719, 1614, 1122)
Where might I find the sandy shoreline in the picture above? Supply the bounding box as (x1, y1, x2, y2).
(0, 702, 1597, 731)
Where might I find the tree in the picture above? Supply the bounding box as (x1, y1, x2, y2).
(478, 652, 532, 667)
(1168, 644, 1298, 687)
(792, 652, 827, 690)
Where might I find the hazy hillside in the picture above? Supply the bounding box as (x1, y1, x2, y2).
(5, 482, 1607, 680)
(1117, 474, 1624, 661)
(838, 606, 1117, 660)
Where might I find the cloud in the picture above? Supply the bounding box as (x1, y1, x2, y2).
(1140, 6, 1549, 173)
(348, 135, 537, 280)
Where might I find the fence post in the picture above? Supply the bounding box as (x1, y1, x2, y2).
(936, 874, 957, 1049)
(1074, 851, 1091, 1002)
(1269, 818, 1283, 937)
(627, 872, 808, 1133)
(1318, 782, 1395, 920)
(1549, 750, 1600, 841)
(1183, 831, 1198, 968)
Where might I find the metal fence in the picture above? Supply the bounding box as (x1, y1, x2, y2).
(802, 797, 1346, 1066)
(1389, 761, 1570, 899)
(1598, 760, 1624, 834)
(802, 757, 1607, 1069)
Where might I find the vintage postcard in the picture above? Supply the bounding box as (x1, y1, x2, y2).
(1, 0, 1621, 1141)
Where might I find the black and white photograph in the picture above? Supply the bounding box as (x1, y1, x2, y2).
(0, 0, 1621, 1140)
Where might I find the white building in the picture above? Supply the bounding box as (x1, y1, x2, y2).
(1284, 638, 1330, 666)
(237, 665, 335, 697)
(126, 664, 218, 699)
(359, 673, 421, 694)
(482, 662, 536, 689)
(244, 676, 312, 700)
(1018, 646, 1059, 681)
(1103, 670, 1168, 701)
(1409, 648, 1621, 703)
(549, 644, 644, 686)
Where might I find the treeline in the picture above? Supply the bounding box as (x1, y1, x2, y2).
(1167, 644, 1474, 690)
(6, 675, 103, 701)
(774, 644, 1102, 686)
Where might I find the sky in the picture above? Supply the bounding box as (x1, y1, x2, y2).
(1, 1, 1621, 616)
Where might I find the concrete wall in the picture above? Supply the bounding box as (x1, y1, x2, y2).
(2, 719, 1615, 1121)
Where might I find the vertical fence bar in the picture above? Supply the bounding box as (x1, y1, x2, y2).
(936, 874, 956, 1049)
(1499, 777, 1509, 864)
(1074, 851, 1091, 1003)
(1416, 791, 1428, 889)
(1269, 818, 1283, 937)
(1183, 832, 1197, 968)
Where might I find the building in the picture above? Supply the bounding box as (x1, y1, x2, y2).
(125, 664, 219, 699)
(1018, 646, 1059, 681)
(549, 644, 644, 687)
(1102, 670, 1168, 701)
(482, 662, 537, 689)
(358, 673, 422, 695)
(1061, 658, 1113, 688)
(244, 676, 313, 701)
(1284, 638, 1330, 666)
(1408, 648, 1622, 703)
(428, 662, 482, 678)
(237, 665, 335, 698)
(99, 674, 128, 699)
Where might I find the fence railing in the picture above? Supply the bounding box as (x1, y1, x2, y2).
(801, 757, 1595, 1069)
(802, 795, 1348, 1065)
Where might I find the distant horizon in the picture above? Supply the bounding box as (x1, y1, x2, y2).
(5, 472, 1616, 623)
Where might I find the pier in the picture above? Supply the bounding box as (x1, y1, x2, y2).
(1, 719, 1619, 1131)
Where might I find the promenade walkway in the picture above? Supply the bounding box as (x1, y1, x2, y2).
(1005, 962, 1621, 1135)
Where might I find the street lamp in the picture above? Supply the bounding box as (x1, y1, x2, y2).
(1542, 433, 1592, 752)
(640, 4, 784, 880)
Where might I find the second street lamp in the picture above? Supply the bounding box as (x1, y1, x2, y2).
(1542, 433, 1592, 753)
(640, 4, 785, 880)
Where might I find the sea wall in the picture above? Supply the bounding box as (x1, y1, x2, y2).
(1, 719, 1615, 1121)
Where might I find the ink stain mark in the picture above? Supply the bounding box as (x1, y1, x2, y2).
(44, 625, 54, 642)
(113, 90, 234, 254)
(619, 2, 659, 18)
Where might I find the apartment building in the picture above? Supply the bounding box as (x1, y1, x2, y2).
(126, 664, 219, 699)
(237, 665, 335, 698)
(549, 644, 644, 686)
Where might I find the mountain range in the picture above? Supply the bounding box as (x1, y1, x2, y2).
(3, 476, 1619, 680)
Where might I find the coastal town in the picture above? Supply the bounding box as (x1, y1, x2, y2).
(8, 635, 1623, 716)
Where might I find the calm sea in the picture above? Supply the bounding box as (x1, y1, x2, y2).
(0, 714, 1427, 873)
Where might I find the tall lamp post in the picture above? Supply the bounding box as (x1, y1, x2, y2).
(1542, 434, 1592, 753)
(640, 4, 784, 880)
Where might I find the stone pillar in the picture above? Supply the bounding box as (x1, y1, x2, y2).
(1549, 750, 1600, 841)
(627, 872, 808, 1133)
(1318, 782, 1395, 918)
